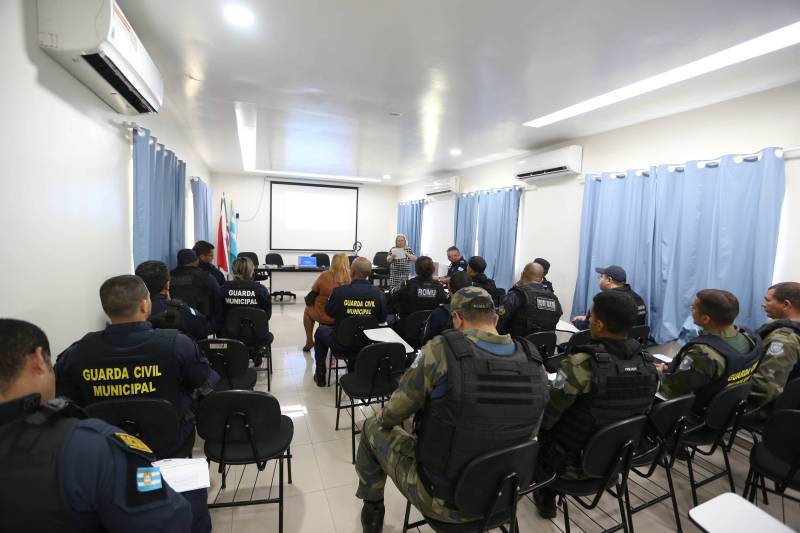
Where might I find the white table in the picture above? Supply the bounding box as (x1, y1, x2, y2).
(364, 327, 415, 354)
(688, 492, 793, 533)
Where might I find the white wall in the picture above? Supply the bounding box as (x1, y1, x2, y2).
(399, 81, 800, 316)
(210, 173, 398, 288)
(0, 0, 210, 353)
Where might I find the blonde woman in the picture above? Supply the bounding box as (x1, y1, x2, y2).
(221, 256, 272, 323)
(386, 233, 417, 291)
(302, 253, 351, 351)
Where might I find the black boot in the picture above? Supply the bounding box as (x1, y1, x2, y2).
(533, 487, 557, 519)
(360, 500, 385, 533)
(314, 371, 326, 387)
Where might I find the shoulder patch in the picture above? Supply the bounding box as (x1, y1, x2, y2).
(498, 307, 507, 316)
(552, 370, 568, 389)
(767, 342, 785, 356)
(115, 432, 153, 454)
(136, 467, 163, 492)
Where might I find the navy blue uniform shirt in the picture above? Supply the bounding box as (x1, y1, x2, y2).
(150, 293, 211, 340)
(496, 282, 557, 334)
(446, 257, 468, 279)
(199, 260, 226, 286)
(422, 304, 452, 345)
(221, 280, 272, 321)
(325, 279, 387, 324)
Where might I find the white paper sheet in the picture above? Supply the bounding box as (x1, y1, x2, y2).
(390, 247, 406, 259)
(152, 458, 211, 493)
(652, 353, 673, 364)
(556, 320, 579, 333)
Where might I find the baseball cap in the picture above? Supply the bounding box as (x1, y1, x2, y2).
(595, 265, 626, 283)
(450, 286, 495, 312)
(177, 249, 198, 265)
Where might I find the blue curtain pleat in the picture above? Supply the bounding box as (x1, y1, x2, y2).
(169, 159, 186, 270)
(454, 193, 479, 259)
(476, 188, 522, 290)
(396, 201, 424, 255)
(132, 129, 152, 267)
(191, 178, 213, 243)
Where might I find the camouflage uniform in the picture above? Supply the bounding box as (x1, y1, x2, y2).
(355, 287, 540, 523)
(660, 328, 755, 415)
(747, 318, 800, 421)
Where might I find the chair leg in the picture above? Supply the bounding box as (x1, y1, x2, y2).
(327, 355, 333, 386)
(623, 486, 634, 533)
(760, 474, 769, 505)
(335, 386, 343, 430)
(266, 359, 271, 391)
(665, 465, 683, 533)
(220, 462, 227, 490)
(561, 495, 572, 533)
(617, 490, 630, 533)
(278, 456, 284, 533)
(402, 500, 412, 533)
(722, 447, 736, 493)
(686, 451, 699, 507)
(287, 446, 293, 484)
(351, 402, 356, 464)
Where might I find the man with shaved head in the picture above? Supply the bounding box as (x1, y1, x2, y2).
(313, 256, 387, 386)
(497, 262, 563, 336)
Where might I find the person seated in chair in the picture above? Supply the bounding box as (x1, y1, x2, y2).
(192, 240, 226, 286)
(136, 260, 212, 341)
(390, 256, 447, 319)
(533, 290, 660, 518)
(533, 258, 555, 293)
(657, 289, 761, 415)
(437, 245, 468, 284)
(170, 249, 223, 331)
(221, 256, 272, 325)
(422, 271, 473, 346)
(497, 262, 562, 336)
(572, 265, 646, 330)
(466, 256, 497, 294)
(746, 282, 800, 422)
(355, 287, 549, 532)
(55, 275, 219, 458)
(313, 257, 387, 387)
(0, 319, 197, 532)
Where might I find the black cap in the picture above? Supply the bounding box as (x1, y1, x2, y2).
(177, 249, 198, 265)
(468, 256, 487, 274)
(595, 265, 626, 283)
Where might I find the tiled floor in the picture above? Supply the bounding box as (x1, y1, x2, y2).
(196, 299, 800, 532)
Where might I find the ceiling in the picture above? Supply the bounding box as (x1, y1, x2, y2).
(118, 0, 800, 185)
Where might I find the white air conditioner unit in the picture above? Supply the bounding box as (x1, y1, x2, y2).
(37, 0, 164, 114)
(424, 176, 461, 197)
(515, 145, 583, 182)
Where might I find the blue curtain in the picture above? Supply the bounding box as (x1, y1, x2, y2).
(454, 193, 479, 259)
(191, 178, 213, 243)
(132, 128, 188, 269)
(571, 169, 658, 321)
(396, 200, 424, 255)
(476, 188, 522, 290)
(653, 148, 785, 343)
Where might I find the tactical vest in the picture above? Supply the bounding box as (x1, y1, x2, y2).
(0, 398, 85, 532)
(509, 284, 561, 337)
(67, 329, 183, 411)
(415, 330, 548, 503)
(223, 280, 267, 310)
(678, 328, 761, 411)
(758, 320, 800, 382)
(149, 300, 185, 331)
(398, 278, 444, 316)
(549, 339, 659, 465)
(170, 267, 212, 316)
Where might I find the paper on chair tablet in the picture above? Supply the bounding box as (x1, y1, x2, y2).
(390, 247, 406, 259)
(556, 320, 579, 333)
(152, 458, 210, 492)
(652, 353, 673, 364)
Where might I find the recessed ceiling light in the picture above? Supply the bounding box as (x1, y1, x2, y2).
(524, 20, 800, 128)
(223, 4, 254, 27)
(449, 148, 462, 157)
(382, 174, 391, 180)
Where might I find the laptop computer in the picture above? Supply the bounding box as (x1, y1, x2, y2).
(298, 256, 317, 267)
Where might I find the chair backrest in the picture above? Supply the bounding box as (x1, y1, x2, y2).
(223, 307, 270, 346)
(526, 331, 557, 357)
(311, 253, 330, 268)
(354, 342, 407, 388)
(348, 254, 357, 265)
(237, 252, 259, 267)
(763, 410, 800, 468)
(264, 253, 284, 266)
(704, 381, 753, 430)
(629, 325, 651, 346)
(491, 287, 506, 307)
(775, 378, 800, 410)
(198, 338, 251, 386)
(399, 310, 432, 350)
(453, 439, 539, 518)
(648, 394, 695, 438)
(373, 252, 389, 268)
(335, 315, 379, 351)
(196, 390, 281, 444)
(563, 329, 592, 353)
(85, 398, 179, 459)
(582, 415, 648, 478)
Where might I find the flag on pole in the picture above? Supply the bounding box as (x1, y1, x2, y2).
(228, 201, 239, 267)
(216, 198, 230, 273)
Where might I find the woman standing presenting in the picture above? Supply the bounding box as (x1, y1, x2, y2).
(302, 253, 351, 351)
(387, 233, 417, 291)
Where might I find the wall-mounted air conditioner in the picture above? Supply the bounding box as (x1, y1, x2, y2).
(38, 0, 164, 114)
(515, 145, 583, 182)
(424, 176, 461, 197)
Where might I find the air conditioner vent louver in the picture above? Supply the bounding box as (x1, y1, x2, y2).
(82, 53, 155, 113)
(514, 146, 583, 182)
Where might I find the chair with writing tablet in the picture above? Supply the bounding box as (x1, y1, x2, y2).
(222, 307, 273, 390)
(264, 253, 296, 302)
(198, 338, 257, 391)
(85, 398, 181, 459)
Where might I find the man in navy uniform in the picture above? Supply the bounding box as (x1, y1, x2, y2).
(55, 275, 219, 457)
(193, 240, 226, 286)
(497, 262, 563, 336)
(438, 246, 468, 284)
(0, 318, 195, 532)
(170, 249, 223, 330)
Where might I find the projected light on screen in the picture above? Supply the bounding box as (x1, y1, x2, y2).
(270, 182, 358, 251)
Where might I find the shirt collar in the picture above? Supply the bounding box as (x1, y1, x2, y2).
(105, 322, 153, 334)
(0, 393, 41, 425)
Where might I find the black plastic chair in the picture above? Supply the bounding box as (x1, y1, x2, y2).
(336, 342, 406, 463)
(198, 390, 293, 533)
(311, 253, 330, 268)
(625, 394, 695, 532)
(264, 253, 296, 301)
(396, 309, 432, 351)
(222, 307, 273, 390)
(743, 409, 800, 510)
(678, 381, 752, 507)
(237, 251, 260, 267)
(491, 287, 506, 307)
(198, 338, 257, 391)
(85, 398, 182, 459)
(403, 440, 554, 533)
(348, 254, 357, 265)
(372, 252, 390, 287)
(629, 325, 651, 347)
(327, 315, 380, 390)
(549, 415, 649, 533)
(526, 331, 559, 372)
(742, 378, 800, 437)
